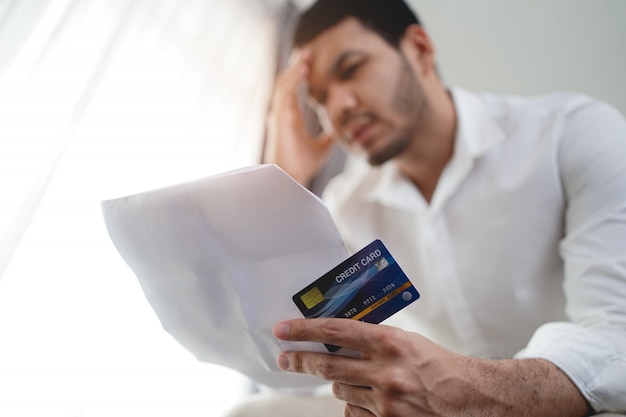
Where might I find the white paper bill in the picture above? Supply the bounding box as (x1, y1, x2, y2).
(101, 164, 349, 389)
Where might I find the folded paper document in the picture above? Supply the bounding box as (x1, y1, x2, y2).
(101, 164, 349, 389)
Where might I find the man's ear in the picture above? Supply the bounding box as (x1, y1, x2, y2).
(400, 24, 437, 77)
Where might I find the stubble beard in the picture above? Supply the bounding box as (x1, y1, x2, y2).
(367, 56, 428, 166)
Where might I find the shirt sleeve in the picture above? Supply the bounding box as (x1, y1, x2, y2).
(514, 99, 626, 412)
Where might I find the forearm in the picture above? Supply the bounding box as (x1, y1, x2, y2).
(274, 320, 597, 417)
(450, 357, 591, 417)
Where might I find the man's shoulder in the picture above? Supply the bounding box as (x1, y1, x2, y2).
(466, 88, 613, 120)
(453, 87, 624, 146)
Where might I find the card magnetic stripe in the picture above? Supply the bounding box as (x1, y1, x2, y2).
(352, 280, 413, 321)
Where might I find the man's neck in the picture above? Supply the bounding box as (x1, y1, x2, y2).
(396, 89, 457, 203)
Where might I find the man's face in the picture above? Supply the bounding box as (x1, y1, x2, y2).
(305, 17, 428, 165)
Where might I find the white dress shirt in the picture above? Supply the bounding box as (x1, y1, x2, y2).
(322, 88, 626, 412)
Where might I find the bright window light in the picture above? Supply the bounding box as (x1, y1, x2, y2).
(0, 0, 277, 415)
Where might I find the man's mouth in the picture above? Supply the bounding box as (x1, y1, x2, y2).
(343, 116, 376, 146)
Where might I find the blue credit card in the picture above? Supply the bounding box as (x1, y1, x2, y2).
(292, 239, 420, 352)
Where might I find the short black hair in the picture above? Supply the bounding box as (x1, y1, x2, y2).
(294, 0, 421, 49)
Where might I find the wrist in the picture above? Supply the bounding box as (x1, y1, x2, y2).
(440, 356, 591, 417)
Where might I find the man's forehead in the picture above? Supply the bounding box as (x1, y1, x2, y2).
(304, 18, 386, 72)
(307, 18, 373, 51)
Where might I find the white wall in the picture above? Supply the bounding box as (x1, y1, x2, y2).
(293, 0, 626, 115)
(408, 0, 626, 114)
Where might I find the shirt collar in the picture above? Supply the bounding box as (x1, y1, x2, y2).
(451, 87, 506, 159)
(363, 87, 506, 210)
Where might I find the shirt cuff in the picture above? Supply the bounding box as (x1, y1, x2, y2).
(514, 322, 626, 413)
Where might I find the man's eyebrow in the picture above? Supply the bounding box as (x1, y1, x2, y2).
(307, 50, 365, 104)
(328, 50, 365, 77)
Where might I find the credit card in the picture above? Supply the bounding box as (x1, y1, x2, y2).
(292, 239, 420, 352)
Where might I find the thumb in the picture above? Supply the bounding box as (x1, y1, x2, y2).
(313, 130, 333, 146)
(311, 131, 335, 155)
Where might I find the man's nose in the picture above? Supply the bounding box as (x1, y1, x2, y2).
(326, 85, 358, 127)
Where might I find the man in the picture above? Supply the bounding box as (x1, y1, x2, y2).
(228, 0, 626, 415)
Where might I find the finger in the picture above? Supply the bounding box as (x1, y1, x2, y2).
(271, 65, 308, 122)
(277, 49, 311, 91)
(289, 48, 312, 74)
(287, 48, 308, 66)
(345, 403, 376, 417)
(277, 350, 379, 387)
(313, 131, 334, 147)
(275, 62, 303, 92)
(333, 381, 373, 410)
(273, 318, 390, 353)
(272, 68, 301, 109)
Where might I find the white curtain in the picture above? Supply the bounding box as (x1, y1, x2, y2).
(0, 0, 280, 415)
